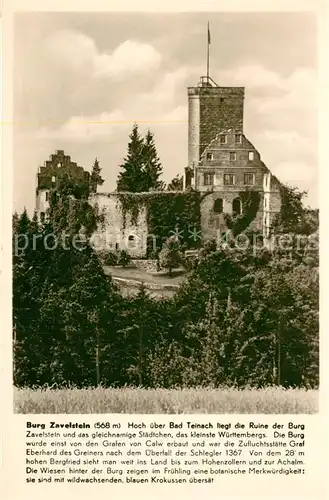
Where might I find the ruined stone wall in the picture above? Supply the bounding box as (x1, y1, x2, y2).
(36, 150, 90, 216)
(134, 260, 158, 273)
(200, 191, 264, 241)
(89, 193, 148, 257)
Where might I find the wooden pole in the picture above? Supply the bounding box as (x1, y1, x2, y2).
(207, 22, 210, 82)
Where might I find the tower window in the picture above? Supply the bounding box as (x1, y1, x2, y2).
(235, 134, 242, 144)
(206, 152, 214, 161)
(224, 173, 235, 186)
(248, 151, 255, 161)
(204, 173, 214, 186)
(214, 198, 223, 213)
(244, 173, 255, 185)
(45, 191, 49, 201)
(230, 152, 237, 161)
(51, 175, 56, 183)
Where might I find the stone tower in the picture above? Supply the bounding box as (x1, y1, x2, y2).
(187, 76, 245, 169)
(185, 75, 281, 240)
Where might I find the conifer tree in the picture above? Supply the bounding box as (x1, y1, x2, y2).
(117, 124, 164, 192)
(117, 123, 146, 192)
(143, 129, 164, 191)
(167, 174, 183, 191)
(90, 157, 104, 194)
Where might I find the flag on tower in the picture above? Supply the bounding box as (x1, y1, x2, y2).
(208, 22, 211, 44)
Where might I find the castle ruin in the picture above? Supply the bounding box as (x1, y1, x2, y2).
(35, 74, 282, 255)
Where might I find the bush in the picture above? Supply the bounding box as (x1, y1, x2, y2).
(159, 237, 182, 276)
(102, 251, 118, 266)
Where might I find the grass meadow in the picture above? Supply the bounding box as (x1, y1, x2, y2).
(14, 386, 318, 414)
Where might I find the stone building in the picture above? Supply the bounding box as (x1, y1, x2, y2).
(185, 76, 281, 240)
(35, 149, 90, 217)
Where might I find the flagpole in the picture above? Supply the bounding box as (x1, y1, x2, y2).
(207, 21, 210, 83)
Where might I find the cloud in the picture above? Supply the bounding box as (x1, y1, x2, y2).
(33, 104, 188, 143)
(161, 105, 188, 122)
(253, 130, 314, 160)
(218, 65, 285, 90)
(273, 160, 317, 205)
(34, 109, 128, 142)
(44, 30, 162, 80)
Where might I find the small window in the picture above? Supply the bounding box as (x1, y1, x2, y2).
(244, 173, 255, 185)
(57, 162, 62, 168)
(230, 152, 237, 161)
(235, 134, 242, 144)
(224, 173, 235, 186)
(206, 152, 214, 161)
(219, 134, 227, 144)
(220, 97, 224, 103)
(115, 242, 119, 250)
(248, 151, 255, 161)
(204, 173, 214, 186)
(214, 198, 223, 213)
(40, 212, 45, 221)
(51, 175, 56, 183)
(45, 191, 49, 201)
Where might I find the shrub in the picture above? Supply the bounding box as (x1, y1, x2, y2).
(159, 237, 182, 276)
(118, 249, 131, 267)
(102, 251, 118, 266)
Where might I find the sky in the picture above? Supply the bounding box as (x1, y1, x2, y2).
(13, 11, 318, 213)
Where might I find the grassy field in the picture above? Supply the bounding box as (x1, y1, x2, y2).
(14, 386, 318, 414)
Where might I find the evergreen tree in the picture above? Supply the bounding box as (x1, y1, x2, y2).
(90, 157, 104, 194)
(167, 174, 183, 191)
(117, 124, 164, 192)
(117, 123, 146, 192)
(143, 129, 164, 191)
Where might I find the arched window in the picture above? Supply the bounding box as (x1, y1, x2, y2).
(213, 198, 223, 213)
(232, 198, 242, 215)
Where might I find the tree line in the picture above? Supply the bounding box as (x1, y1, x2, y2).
(13, 124, 319, 389)
(13, 183, 319, 389)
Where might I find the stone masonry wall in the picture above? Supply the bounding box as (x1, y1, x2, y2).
(199, 87, 245, 158)
(89, 193, 148, 257)
(200, 191, 264, 242)
(134, 260, 159, 273)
